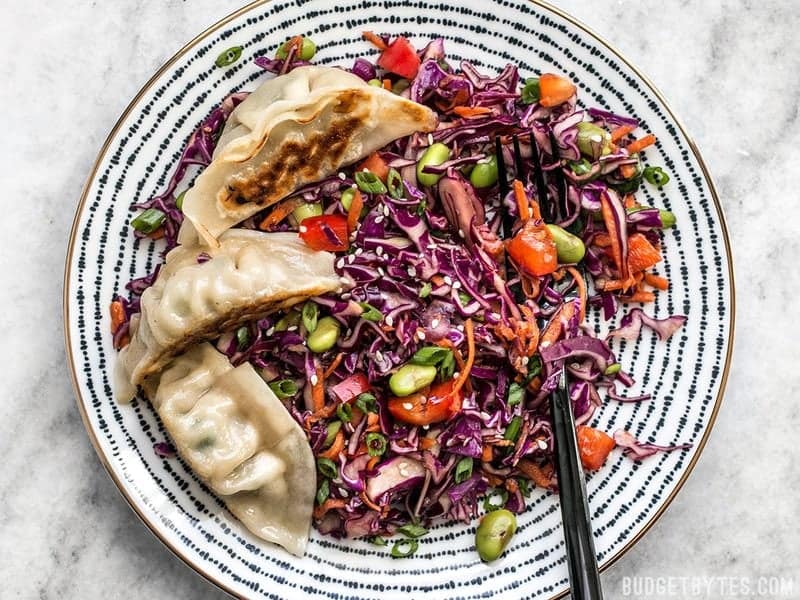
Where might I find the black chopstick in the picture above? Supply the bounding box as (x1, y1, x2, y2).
(549, 366, 604, 599)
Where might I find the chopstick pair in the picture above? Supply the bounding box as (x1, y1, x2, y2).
(495, 134, 604, 600)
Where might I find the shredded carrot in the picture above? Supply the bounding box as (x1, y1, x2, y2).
(382, 78, 392, 90)
(312, 366, 325, 413)
(619, 163, 638, 180)
(452, 105, 492, 118)
(539, 300, 576, 348)
(593, 233, 612, 248)
(504, 478, 519, 494)
(148, 227, 165, 240)
(623, 194, 638, 209)
(600, 192, 628, 280)
(513, 180, 530, 222)
(430, 274, 445, 286)
(346, 188, 364, 234)
(110, 300, 125, 333)
(323, 353, 344, 379)
(625, 133, 657, 155)
(319, 430, 344, 460)
(361, 31, 388, 51)
(366, 456, 380, 471)
(419, 437, 437, 451)
(350, 406, 364, 426)
(449, 319, 475, 398)
(486, 474, 503, 487)
(258, 197, 304, 230)
(625, 290, 656, 303)
(610, 124, 636, 142)
(360, 491, 383, 512)
(357, 152, 390, 181)
(365, 412, 381, 432)
(481, 445, 493, 463)
(565, 266, 587, 323)
(313, 498, 347, 520)
(643, 272, 669, 291)
(517, 459, 553, 488)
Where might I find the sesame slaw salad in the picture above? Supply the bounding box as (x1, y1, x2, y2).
(111, 33, 691, 558)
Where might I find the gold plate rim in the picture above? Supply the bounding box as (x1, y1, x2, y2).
(62, 0, 736, 598)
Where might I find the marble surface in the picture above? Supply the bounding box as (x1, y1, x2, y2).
(1, 1, 797, 598)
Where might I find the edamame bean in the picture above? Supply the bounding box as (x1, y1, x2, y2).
(274, 310, 301, 332)
(367, 79, 383, 87)
(546, 224, 586, 264)
(292, 201, 323, 223)
(659, 209, 676, 229)
(340, 187, 357, 211)
(306, 317, 341, 353)
(469, 155, 499, 189)
(276, 37, 317, 61)
(388, 364, 437, 397)
(475, 509, 517, 562)
(416, 143, 451, 187)
(576, 122, 612, 159)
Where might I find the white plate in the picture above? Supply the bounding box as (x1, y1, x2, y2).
(64, 0, 734, 598)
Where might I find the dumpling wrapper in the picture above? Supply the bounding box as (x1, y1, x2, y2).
(182, 65, 438, 245)
(115, 229, 345, 401)
(143, 343, 315, 556)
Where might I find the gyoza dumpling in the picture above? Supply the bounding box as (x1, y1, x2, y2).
(115, 229, 346, 401)
(143, 343, 315, 556)
(182, 66, 438, 245)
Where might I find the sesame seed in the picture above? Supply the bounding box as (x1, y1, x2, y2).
(347, 254, 356, 264)
(537, 439, 548, 450)
(336, 258, 345, 269)
(456, 324, 464, 332)
(338, 172, 346, 180)
(417, 330, 426, 340)
(355, 248, 364, 256)
(383, 205, 390, 217)
(479, 411, 491, 420)
(407, 266, 417, 277)
(522, 356, 530, 366)
(427, 133, 434, 145)
(299, 225, 308, 233)
(430, 318, 440, 328)
(453, 371, 460, 379)
(376, 246, 384, 256)
(310, 374, 318, 386)
(341, 293, 351, 300)
(452, 281, 462, 290)
(375, 351, 384, 361)
(265, 327, 275, 336)
(287, 325, 298, 332)
(375, 215, 384, 224)
(443, 275, 453, 285)
(540, 340, 551, 349)
(378, 267, 385, 276)
(458, 229, 465, 238)
(402, 402, 414, 411)
(385, 315, 394, 327)
(491, 312, 501, 320)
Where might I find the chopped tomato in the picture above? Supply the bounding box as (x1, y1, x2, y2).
(329, 372, 370, 403)
(576, 426, 616, 470)
(506, 220, 558, 277)
(357, 153, 389, 181)
(627, 233, 662, 273)
(298, 214, 349, 252)
(538, 73, 577, 107)
(109, 300, 125, 333)
(377, 36, 421, 80)
(387, 379, 462, 426)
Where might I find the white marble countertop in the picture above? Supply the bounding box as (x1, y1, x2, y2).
(1, 1, 797, 598)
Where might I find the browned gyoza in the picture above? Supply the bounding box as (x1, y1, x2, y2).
(181, 66, 438, 245)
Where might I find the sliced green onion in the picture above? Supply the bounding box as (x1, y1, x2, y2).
(366, 432, 387, 457)
(359, 302, 383, 322)
(367, 79, 383, 87)
(336, 403, 353, 423)
(355, 393, 377, 414)
(521, 77, 540, 104)
(507, 382, 525, 407)
(355, 170, 388, 195)
(454, 457, 474, 484)
(604, 363, 622, 376)
(131, 208, 165, 234)
(517, 477, 532, 498)
(316, 457, 338, 479)
(419, 282, 432, 298)
(482, 488, 509, 512)
(504, 416, 523, 442)
(642, 165, 670, 187)
(316, 479, 329, 505)
(175, 189, 187, 211)
(323, 421, 342, 448)
(569, 158, 593, 176)
(215, 46, 243, 68)
(268, 379, 298, 399)
(235, 326, 250, 350)
(458, 291, 472, 307)
(292, 201, 323, 223)
(438, 351, 456, 380)
(397, 523, 428, 538)
(370, 535, 388, 546)
(392, 78, 410, 94)
(410, 346, 452, 367)
(525, 356, 542, 382)
(390, 539, 419, 558)
(340, 187, 357, 211)
(302, 301, 319, 333)
(274, 310, 301, 332)
(387, 168, 404, 199)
